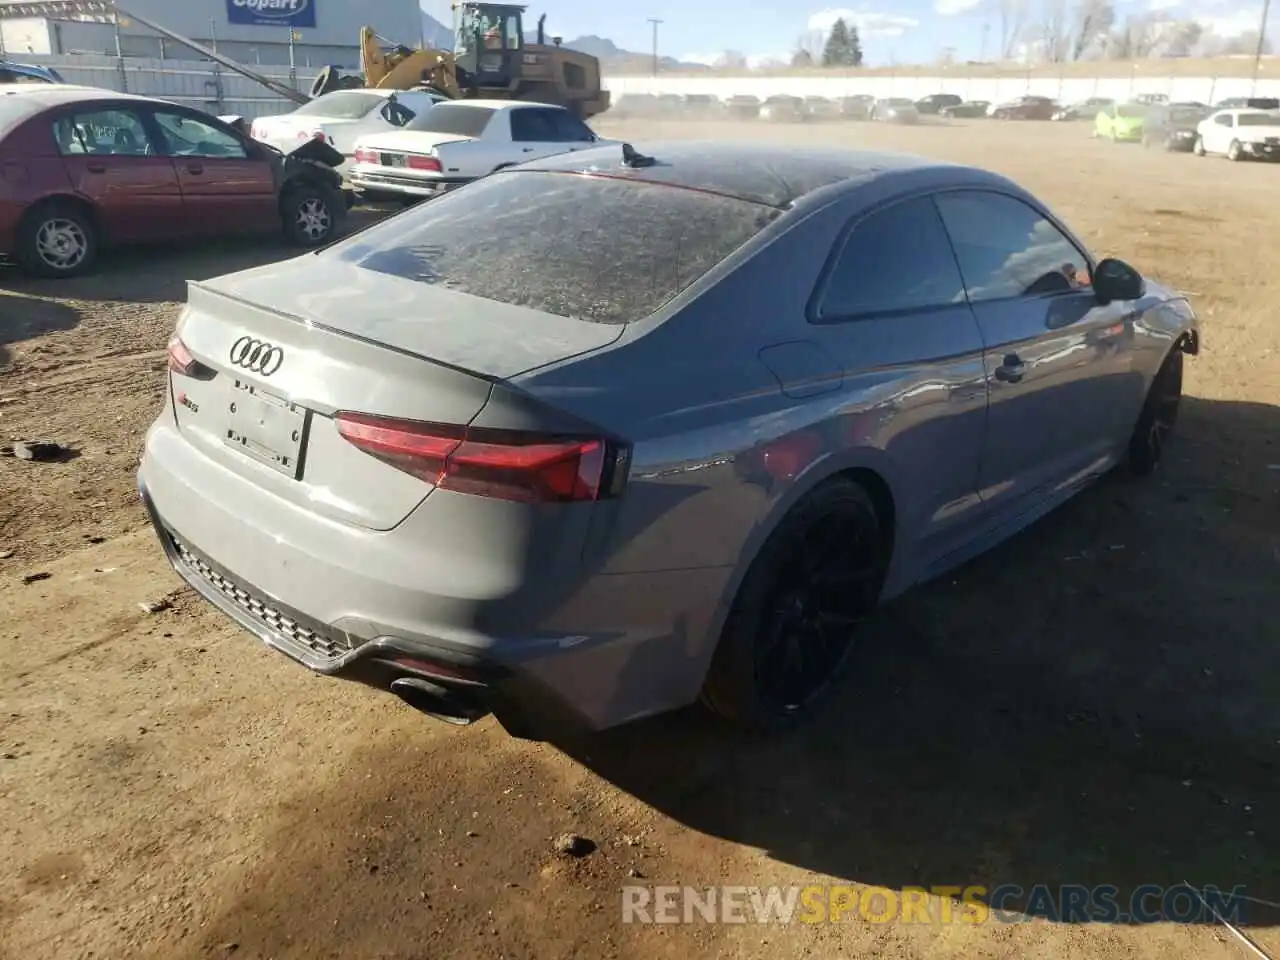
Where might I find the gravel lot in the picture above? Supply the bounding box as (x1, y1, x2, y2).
(1, 117, 1278, 960)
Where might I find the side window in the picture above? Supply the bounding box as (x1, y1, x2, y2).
(545, 110, 595, 142)
(52, 109, 154, 157)
(150, 110, 248, 159)
(1214, 114, 1232, 127)
(815, 196, 966, 322)
(934, 190, 1090, 303)
(508, 108, 556, 142)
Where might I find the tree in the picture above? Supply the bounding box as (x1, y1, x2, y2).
(791, 48, 814, 67)
(1070, 0, 1114, 60)
(821, 17, 864, 66)
(713, 50, 747, 69)
(1039, 0, 1070, 62)
(1000, 0, 1029, 58)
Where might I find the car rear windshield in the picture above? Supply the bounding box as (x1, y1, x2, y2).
(292, 91, 385, 119)
(1116, 104, 1146, 117)
(885, 99, 914, 106)
(1239, 112, 1277, 126)
(404, 103, 495, 136)
(331, 171, 780, 325)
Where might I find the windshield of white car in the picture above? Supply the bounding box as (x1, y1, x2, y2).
(330, 171, 780, 325)
(403, 103, 496, 136)
(884, 99, 914, 107)
(1116, 105, 1145, 118)
(1238, 112, 1277, 126)
(292, 92, 386, 119)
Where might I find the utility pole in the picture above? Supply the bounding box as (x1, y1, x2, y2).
(980, 22, 990, 62)
(647, 17, 662, 77)
(1252, 0, 1272, 94)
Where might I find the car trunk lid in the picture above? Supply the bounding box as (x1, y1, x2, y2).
(168, 259, 621, 531)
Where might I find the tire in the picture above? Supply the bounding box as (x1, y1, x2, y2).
(310, 65, 342, 98)
(16, 201, 98, 278)
(281, 182, 342, 248)
(1193, 136, 1206, 156)
(1227, 139, 1244, 162)
(1125, 348, 1183, 477)
(701, 478, 887, 733)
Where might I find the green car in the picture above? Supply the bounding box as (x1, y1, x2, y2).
(1095, 103, 1147, 142)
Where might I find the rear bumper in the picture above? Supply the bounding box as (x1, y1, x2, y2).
(137, 418, 726, 737)
(138, 478, 592, 740)
(1243, 141, 1280, 159)
(350, 170, 471, 199)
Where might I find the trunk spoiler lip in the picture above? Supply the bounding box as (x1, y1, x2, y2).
(183, 280, 628, 386)
(186, 280, 509, 386)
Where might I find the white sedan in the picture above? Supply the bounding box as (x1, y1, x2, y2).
(1194, 108, 1280, 161)
(249, 89, 448, 172)
(350, 99, 615, 202)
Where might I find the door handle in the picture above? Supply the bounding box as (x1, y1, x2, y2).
(185, 163, 204, 174)
(85, 163, 106, 173)
(994, 354, 1026, 383)
(521, 147, 533, 152)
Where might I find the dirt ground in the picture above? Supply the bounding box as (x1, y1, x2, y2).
(1, 118, 1278, 960)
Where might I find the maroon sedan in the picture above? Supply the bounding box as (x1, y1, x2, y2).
(0, 86, 348, 278)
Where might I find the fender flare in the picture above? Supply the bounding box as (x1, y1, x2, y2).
(689, 446, 908, 685)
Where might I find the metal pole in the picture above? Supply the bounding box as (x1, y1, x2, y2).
(1252, 0, 1272, 95)
(113, 14, 127, 93)
(210, 18, 217, 53)
(288, 29, 297, 90)
(647, 18, 662, 77)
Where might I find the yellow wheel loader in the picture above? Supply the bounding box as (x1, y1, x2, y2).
(314, 3, 610, 119)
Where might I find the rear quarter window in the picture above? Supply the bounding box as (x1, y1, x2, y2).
(331, 172, 780, 325)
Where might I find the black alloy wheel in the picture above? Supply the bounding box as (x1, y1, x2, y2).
(1127, 348, 1183, 476)
(703, 478, 886, 732)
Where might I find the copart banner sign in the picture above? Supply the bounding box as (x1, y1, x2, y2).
(226, 0, 317, 28)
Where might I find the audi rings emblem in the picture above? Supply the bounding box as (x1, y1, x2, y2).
(229, 336, 284, 376)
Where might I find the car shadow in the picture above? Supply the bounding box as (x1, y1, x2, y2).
(155, 395, 1280, 960)
(551, 393, 1280, 926)
(0, 293, 81, 371)
(0, 207, 390, 306)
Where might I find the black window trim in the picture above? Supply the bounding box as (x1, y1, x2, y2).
(807, 185, 1097, 325)
(806, 188, 971, 326)
(930, 185, 1096, 309)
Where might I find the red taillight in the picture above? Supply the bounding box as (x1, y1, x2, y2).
(334, 413, 626, 503)
(297, 128, 329, 143)
(167, 336, 197, 376)
(354, 146, 378, 164)
(407, 154, 442, 172)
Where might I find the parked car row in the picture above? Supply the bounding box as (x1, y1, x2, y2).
(1092, 97, 1280, 161)
(610, 91, 929, 123)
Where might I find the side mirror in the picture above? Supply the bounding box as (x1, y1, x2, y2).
(1092, 257, 1146, 304)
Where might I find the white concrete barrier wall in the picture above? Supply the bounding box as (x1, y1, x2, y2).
(603, 74, 1280, 106)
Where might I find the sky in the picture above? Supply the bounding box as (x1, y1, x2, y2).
(420, 0, 1271, 66)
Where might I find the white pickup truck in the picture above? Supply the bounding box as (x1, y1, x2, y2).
(349, 99, 615, 202)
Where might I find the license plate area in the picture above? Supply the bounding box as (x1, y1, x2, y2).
(383, 153, 406, 167)
(224, 380, 307, 478)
